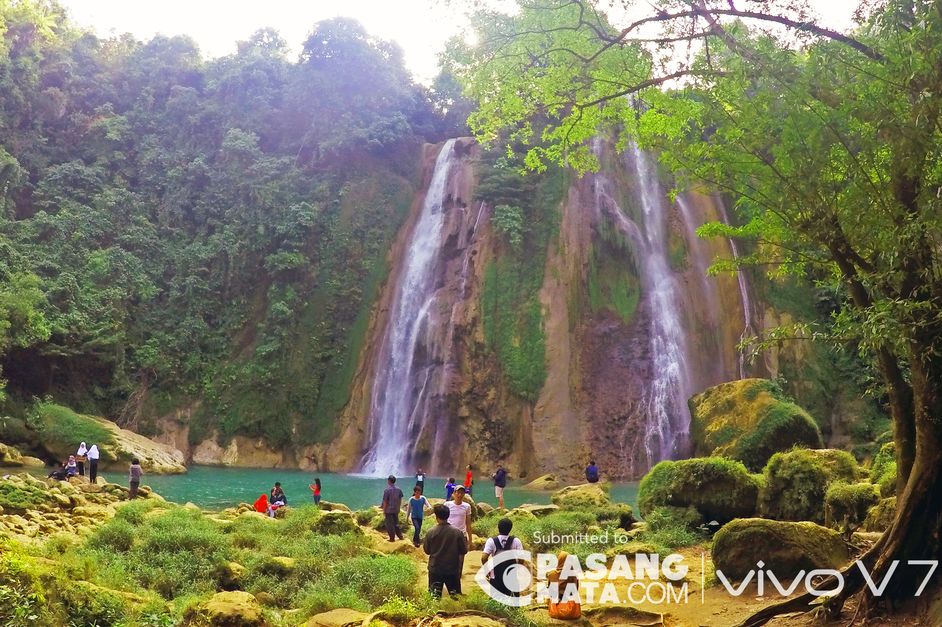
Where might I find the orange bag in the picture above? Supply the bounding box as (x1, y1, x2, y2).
(548, 601, 582, 620)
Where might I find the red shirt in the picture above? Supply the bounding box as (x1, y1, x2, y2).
(465, 470, 473, 488)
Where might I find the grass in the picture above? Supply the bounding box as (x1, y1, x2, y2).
(30, 401, 115, 454)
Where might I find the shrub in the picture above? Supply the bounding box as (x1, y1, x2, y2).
(89, 519, 135, 553)
(638, 457, 761, 523)
(0, 480, 53, 514)
(869, 442, 897, 497)
(48, 580, 127, 627)
(114, 499, 163, 526)
(0, 549, 47, 627)
(825, 482, 880, 533)
(30, 402, 114, 457)
(759, 448, 860, 524)
(637, 507, 704, 554)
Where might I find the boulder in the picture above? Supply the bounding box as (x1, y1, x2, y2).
(505, 508, 538, 523)
(305, 608, 369, 627)
(515, 503, 560, 517)
(689, 378, 824, 471)
(712, 518, 850, 580)
(319, 500, 352, 513)
(0, 443, 24, 466)
(217, 561, 247, 591)
(759, 448, 861, 524)
(551, 483, 611, 509)
(638, 458, 760, 523)
(522, 473, 561, 490)
(416, 612, 507, 627)
(312, 510, 361, 536)
(477, 502, 495, 516)
(21, 456, 44, 467)
(261, 556, 296, 576)
(184, 590, 267, 626)
(864, 497, 896, 532)
(825, 482, 880, 530)
(869, 442, 897, 497)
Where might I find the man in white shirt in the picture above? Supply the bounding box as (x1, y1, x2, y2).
(446, 485, 473, 575)
(481, 517, 525, 597)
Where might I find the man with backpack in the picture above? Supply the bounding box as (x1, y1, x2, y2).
(481, 517, 524, 597)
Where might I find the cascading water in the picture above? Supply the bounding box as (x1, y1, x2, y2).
(626, 143, 694, 464)
(360, 139, 458, 475)
(717, 198, 755, 378)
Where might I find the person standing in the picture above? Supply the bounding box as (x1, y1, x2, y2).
(423, 503, 467, 598)
(492, 463, 508, 510)
(415, 468, 425, 491)
(381, 475, 404, 542)
(406, 485, 431, 547)
(309, 478, 322, 506)
(464, 464, 474, 495)
(75, 442, 87, 476)
(481, 517, 524, 597)
(444, 477, 458, 500)
(87, 444, 100, 483)
(585, 460, 600, 484)
(446, 485, 473, 575)
(128, 458, 143, 499)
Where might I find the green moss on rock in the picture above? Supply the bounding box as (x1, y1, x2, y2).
(689, 379, 823, 471)
(638, 457, 761, 523)
(869, 442, 897, 497)
(712, 518, 850, 580)
(551, 483, 611, 509)
(864, 497, 897, 532)
(759, 448, 861, 524)
(825, 482, 880, 530)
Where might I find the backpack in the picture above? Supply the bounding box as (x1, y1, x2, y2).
(490, 535, 518, 594)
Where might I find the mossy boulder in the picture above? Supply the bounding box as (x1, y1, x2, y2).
(869, 442, 897, 497)
(217, 561, 247, 591)
(825, 482, 880, 530)
(638, 457, 761, 523)
(311, 511, 361, 536)
(689, 379, 824, 471)
(522, 474, 561, 490)
(864, 497, 897, 532)
(759, 448, 861, 524)
(551, 483, 611, 509)
(305, 608, 370, 627)
(0, 443, 24, 466)
(712, 518, 850, 580)
(514, 503, 559, 517)
(184, 590, 267, 626)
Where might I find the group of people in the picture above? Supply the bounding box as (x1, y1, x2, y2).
(47, 442, 101, 482)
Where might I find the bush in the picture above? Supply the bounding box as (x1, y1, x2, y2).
(0, 549, 47, 627)
(869, 442, 897, 496)
(299, 554, 417, 611)
(825, 482, 880, 532)
(637, 506, 704, 554)
(30, 402, 115, 458)
(638, 457, 761, 523)
(0, 479, 52, 514)
(592, 503, 636, 530)
(89, 519, 136, 553)
(759, 448, 860, 524)
(48, 580, 127, 627)
(114, 499, 163, 526)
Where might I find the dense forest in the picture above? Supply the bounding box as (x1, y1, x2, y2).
(0, 1, 468, 448)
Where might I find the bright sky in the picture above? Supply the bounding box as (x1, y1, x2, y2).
(59, 0, 861, 84)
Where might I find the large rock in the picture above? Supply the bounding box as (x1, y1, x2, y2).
(522, 474, 561, 490)
(306, 608, 369, 627)
(638, 458, 760, 523)
(0, 443, 24, 466)
(864, 497, 896, 532)
(689, 379, 823, 471)
(415, 612, 506, 627)
(759, 448, 861, 524)
(311, 511, 361, 536)
(515, 503, 560, 517)
(551, 483, 611, 509)
(712, 518, 850, 580)
(184, 591, 267, 626)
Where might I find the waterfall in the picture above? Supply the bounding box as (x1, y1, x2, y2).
(716, 198, 755, 378)
(626, 143, 693, 464)
(360, 139, 458, 475)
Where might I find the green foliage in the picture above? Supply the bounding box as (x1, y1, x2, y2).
(29, 402, 114, 456)
(50, 580, 127, 627)
(638, 457, 761, 523)
(637, 506, 704, 553)
(759, 448, 860, 524)
(736, 401, 823, 471)
(0, 480, 52, 514)
(0, 547, 47, 626)
(870, 442, 897, 497)
(491, 204, 524, 247)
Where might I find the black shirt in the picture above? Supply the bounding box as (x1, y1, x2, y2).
(423, 522, 468, 574)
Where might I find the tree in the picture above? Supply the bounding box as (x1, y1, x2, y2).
(448, 0, 942, 620)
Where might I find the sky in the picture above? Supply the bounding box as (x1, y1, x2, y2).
(59, 0, 862, 84)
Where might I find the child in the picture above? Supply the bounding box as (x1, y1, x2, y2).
(309, 477, 322, 506)
(65, 455, 78, 477)
(445, 477, 457, 500)
(406, 485, 431, 547)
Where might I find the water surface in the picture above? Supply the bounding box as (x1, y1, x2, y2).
(102, 465, 639, 512)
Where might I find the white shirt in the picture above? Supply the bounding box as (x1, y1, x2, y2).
(483, 534, 523, 556)
(87, 446, 100, 460)
(446, 500, 472, 533)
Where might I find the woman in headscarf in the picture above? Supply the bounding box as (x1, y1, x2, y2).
(75, 442, 87, 476)
(546, 551, 581, 620)
(87, 444, 100, 483)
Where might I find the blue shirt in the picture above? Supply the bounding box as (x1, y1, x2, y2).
(445, 482, 457, 500)
(408, 496, 429, 519)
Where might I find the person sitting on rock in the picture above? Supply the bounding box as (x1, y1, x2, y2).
(65, 455, 78, 477)
(267, 482, 287, 517)
(48, 462, 69, 481)
(585, 460, 600, 484)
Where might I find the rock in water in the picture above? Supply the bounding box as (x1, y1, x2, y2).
(522, 474, 561, 490)
(712, 518, 850, 580)
(551, 483, 611, 509)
